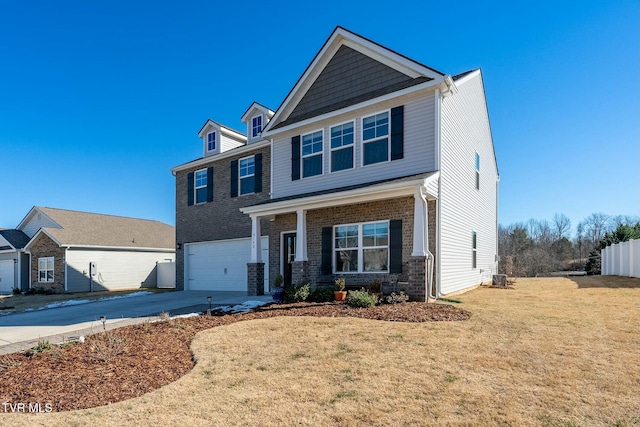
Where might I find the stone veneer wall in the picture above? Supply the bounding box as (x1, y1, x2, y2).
(29, 233, 66, 293)
(269, 197, 437, 300)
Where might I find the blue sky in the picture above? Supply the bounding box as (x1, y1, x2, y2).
(1, 0, 637, 236)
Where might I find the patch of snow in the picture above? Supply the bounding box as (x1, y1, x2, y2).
(29, 291, 155, 311)
(216, 300, 269, 313)
(170, 312, 201, 320)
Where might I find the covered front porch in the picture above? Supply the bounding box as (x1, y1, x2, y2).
(241, 173, 439, 301)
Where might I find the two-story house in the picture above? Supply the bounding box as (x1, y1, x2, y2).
(173, 27, 499, 301)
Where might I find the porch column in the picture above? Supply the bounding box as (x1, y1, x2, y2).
(412, 190, 427, 256)
(250, 215, 262, 262)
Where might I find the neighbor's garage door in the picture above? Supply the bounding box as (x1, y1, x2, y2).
(0, 260, 15, 294)
(185, 237, 268, 292)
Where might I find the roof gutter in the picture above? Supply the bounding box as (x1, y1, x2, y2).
(171, 139, 270, 173)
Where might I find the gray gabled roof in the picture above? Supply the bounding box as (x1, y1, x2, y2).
(32, 207, 175, 249)
(0, 229, 30, 249)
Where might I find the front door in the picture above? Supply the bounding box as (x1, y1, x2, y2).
(282, 233, 296, 288)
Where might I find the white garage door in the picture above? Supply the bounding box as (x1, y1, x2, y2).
(185, 237, 269, 292)
(0, 260, 15, 294)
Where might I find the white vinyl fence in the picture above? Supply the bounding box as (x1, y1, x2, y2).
(601, 239, 640, 278)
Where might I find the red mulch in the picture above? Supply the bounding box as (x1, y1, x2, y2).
(0, 301, 470, 412)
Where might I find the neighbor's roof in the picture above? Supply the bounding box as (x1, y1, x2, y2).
(0, 229, 30, 249)
(33, 207, 175, 249)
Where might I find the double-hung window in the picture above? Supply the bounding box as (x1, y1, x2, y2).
(194, 169, 208, 204)
(330, 121, 354, 172)
(38, 257, 54, 282)
(475, 152, 480, 190)
(362, 111, 389, 166)
(251, 116, 262, 138)
(472, 231, 477, 268)
(207, 132, 216, 151)
(302, 130, 323, 178)
(239, 156, 255, 195)
(334, 221, 389, 273)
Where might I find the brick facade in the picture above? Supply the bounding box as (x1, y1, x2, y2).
(268, 197, 437, 300)
(175, 145, 271, 290)
(247, 262, 265, 296)
(29, 233, 66, 293)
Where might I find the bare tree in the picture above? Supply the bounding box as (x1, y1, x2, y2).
(579, 213, 610, 247)
(552, 213, 571, 240)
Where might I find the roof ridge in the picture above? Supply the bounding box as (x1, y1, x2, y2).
(36, 206, 170, 225)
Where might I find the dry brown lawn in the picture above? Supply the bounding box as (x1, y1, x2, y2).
(2, 276, 639, 426)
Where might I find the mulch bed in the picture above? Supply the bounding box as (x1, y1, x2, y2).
(0, 301, 470, 412)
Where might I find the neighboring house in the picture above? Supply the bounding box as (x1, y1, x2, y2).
(0, 206, 175, 294)
(173, 27, 499, 301)
(0, 229, 30, 294)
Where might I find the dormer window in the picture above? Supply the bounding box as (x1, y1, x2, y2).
(207, 132, 217, 151)
(251, 115, 263, 138)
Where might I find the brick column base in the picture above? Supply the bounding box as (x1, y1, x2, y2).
(407, 256, 427, 302)
(247, 262, 265, 296)
(291, 261, 310, 285)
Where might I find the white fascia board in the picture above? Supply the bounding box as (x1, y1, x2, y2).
(171, 139, 270, 173)
(65, 245, 176, 252)
(0, 248, 18, 254)
(262, 79, 444, 138)
(197, 120, 246, 142)
(452, 69, 481, 86)
(16, 206, 60, 231)
(241, 172, 440, 217)
(24, 229, 62, 251)
(241, 102, 275, 123)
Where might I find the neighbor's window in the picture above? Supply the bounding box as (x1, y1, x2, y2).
(239, 155, 255, 195)
(472, 231, 477, 269)
(207, 131, 216, 151)
(475, 152, 480, 190)
(330, 121, 354, 172)
(362, 111, 389, 166)
(334, 221, 389, 273)
(302, 130, 323, 178)
(38, 257, 54, 282)
(194, 169, 208, 204)
(252, 115, 262, 138)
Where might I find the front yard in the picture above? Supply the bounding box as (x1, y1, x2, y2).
(1, 276, 638, 426)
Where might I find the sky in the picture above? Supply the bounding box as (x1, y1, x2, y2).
(0, 0, 638, 237)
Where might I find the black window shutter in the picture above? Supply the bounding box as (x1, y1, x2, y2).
(291, 135, 301, 181)
(254, 153, 262, 193)
(230, 160, 238, 198)
(390, 105, 404, 161)
(187, 172, 194, 206)
(321, 227, 333, 275)
(389, 219, 403, 273)
(206, 167, 214, 202)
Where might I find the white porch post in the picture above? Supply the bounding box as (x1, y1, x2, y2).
(250, 215, 262, 263)
(295, 209, 308, 261)
(412, 190, 427, 256)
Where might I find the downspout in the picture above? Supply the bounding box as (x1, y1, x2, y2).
(419, 185, 436, 300)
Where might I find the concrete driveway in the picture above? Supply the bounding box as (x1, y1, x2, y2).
(0, 291, 273, 355)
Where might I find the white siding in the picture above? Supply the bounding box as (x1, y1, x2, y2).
(65, 249, 175, 292)
(220, 133, 245, 153)
(271, 91, 436, 198)
(439, 72, 498, 295)
(20, 212, 60, 238)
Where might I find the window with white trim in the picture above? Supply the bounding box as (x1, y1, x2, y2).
(472, 231, 477, 269)
(207, 132, 216, 151)
(38, 257, 54, 282)
(334, 221, 389, 273)
(330, 121, 354, 172)
(302, 130, 323, 178)
(362, 111, 389, 166)
(194, 169, 208, 204)
(475, 152, 480, 190)
(251, 115, 262, 138)
(239, 155, 255, 195)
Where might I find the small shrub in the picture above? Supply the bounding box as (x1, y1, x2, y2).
(273, 274, 284, 288)
(284, 282, 310, 303)
(90, 331, 127, 363)
(346, 288, 378, 308)
(308, 286, 334, 302)
(25, 287, 56, 295)
(335, 277, 346, 291)
(0, 354, 21, 372)
(28, 340, 53, 356)
(370, 280, 381, 293)
(12, 288, 21, 295)
(383, 291, 409, 304)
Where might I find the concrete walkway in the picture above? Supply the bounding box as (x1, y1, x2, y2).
(0, 291, 273, 355)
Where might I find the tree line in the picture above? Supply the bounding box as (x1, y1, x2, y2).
(499, 213, 639, 277)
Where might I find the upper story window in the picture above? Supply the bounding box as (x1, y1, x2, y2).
(302, 130, 323, 178)
(239, 156, 255, 195)
(475, 152, 480, 190)
(251, 115, 263, 138)
(207, 132, 217, 151)
(194, 169, 208, 204)
(334, 221, 389, 273)
(38, 257, 54, 282)
(472, 231, 477, 268)
(362, 111, 389, 166)
(330, 121, 354, 172)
